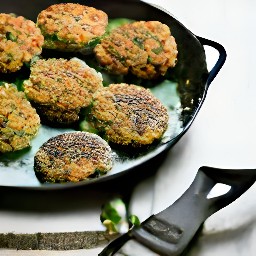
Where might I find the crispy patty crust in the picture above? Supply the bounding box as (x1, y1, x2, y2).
(89, 83, 169, 146)
(23, 58, 103, 125)
(0, 13, 44, 73)
(0, 83, 40, 153)
(37, 3, 108, 51)
(34, 131, 113, 183)
(94, 21, 178, 79)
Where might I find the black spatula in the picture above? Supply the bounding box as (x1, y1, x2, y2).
(99, 166, 256, 256)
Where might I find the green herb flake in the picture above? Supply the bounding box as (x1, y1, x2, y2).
(152, 46, 163, 54)
(129, 215, 141, 227)
(83, 37, 101, 51)
(132, 37, 144, 49)
(108, 45, 125, 64)
(6, 32, 17, 42)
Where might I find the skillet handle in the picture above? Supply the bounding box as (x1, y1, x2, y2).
(130, 166, 256, 256)
(197, 36, 227, 88)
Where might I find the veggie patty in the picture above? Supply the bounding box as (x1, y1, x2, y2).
(89, 83, 169, 146)
(37, 3, 108, 52)
(0, 83, 40, 153)
(0, 13, 44, 73)
(23, 57, 103, 125)
(34, 131, 113, 183)
(94, 21, 178, 79)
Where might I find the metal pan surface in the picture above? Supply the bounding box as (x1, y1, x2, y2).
(0, 0, 226, 189)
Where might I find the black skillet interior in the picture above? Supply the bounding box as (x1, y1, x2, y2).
(0, 0, 226, 189)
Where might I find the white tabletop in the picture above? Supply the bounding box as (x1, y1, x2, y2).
(1, 0, 256, 255)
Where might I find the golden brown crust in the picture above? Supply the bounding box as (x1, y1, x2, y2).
(37, 3, 108, 51)
(0, 13, 44, 73)
(24, 58, 103, 124)
(34, 131, 113, 183)
(94, 21, 178, 79)
(90, 83, 169, 146)
(0, 83, 40, 153)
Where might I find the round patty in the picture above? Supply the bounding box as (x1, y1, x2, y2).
(23, 57, 103, 125)
(0, 83, 40, 153)
(34, 131, 113, 183)
(94, 21, 178, 79)
(89, 83, 169, 146)
(0, 13, 44, 73)
(37, 3, 108, 52)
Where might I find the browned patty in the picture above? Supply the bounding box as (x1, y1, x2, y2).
(0, 13, 44, 73)
(94, 21, 178, 79)
(37, 3, 108, 51)
(23, 57, 103, 125)
(34, 131, 113, 183)
(89, 83, 169, 146)
(0, 83, 40, 153)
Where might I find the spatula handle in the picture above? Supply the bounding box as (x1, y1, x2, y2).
(131, 166, 256, 256)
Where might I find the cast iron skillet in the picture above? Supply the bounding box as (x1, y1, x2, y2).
(0, 0, 226, 189)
